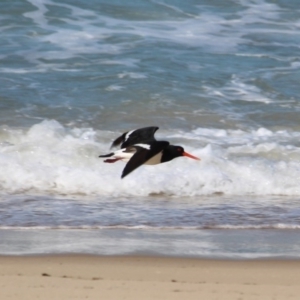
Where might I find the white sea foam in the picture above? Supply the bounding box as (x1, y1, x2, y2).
(117, 72, 147, 79)
(105, 85, 124, 91)
(203, 76, 274, 104)
(1, 120, 300, 197)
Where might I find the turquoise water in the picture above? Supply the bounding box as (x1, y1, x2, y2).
(1, 0, 300, 257)
(2, 0, 300, 130)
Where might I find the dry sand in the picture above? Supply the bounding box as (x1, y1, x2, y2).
(1, 255, 300, 300)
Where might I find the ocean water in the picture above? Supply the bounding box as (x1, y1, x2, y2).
(1, 0, 300, 258)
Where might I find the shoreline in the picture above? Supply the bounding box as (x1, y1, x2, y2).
(2, 252, 300, 261)
(1, 228, 300, 258)
(1, 254, 300, 299)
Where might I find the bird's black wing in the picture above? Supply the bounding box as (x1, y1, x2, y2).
(121, 141, 169, 179)
(110, 126, 159, 149)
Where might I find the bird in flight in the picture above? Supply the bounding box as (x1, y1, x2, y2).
(99, 126, 200, 178)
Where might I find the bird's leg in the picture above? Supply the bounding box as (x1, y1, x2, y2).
(104, 158, 122, 163)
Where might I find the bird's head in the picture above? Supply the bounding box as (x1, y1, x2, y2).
(170, 146, 200, 160)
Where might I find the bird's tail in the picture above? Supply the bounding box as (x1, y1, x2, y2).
(99, 152, 114, 158)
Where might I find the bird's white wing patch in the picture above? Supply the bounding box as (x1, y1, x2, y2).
(125, 130, 134, 141)
(135, 143, 151, 150)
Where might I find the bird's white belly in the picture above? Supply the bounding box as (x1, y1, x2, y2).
(144, 152, 162, 165)
(112, 148, 162, 165)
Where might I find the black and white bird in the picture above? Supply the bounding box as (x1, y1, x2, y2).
(99, 126, 200, 178)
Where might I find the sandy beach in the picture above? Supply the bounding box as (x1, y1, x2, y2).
(0, 255, 300, 300)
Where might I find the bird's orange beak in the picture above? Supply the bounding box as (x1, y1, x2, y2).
(183, 152, 201, 160)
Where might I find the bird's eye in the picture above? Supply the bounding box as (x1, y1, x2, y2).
(177, 148, 181, 152)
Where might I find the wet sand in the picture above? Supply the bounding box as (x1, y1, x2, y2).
(1, 255, 300, 300)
